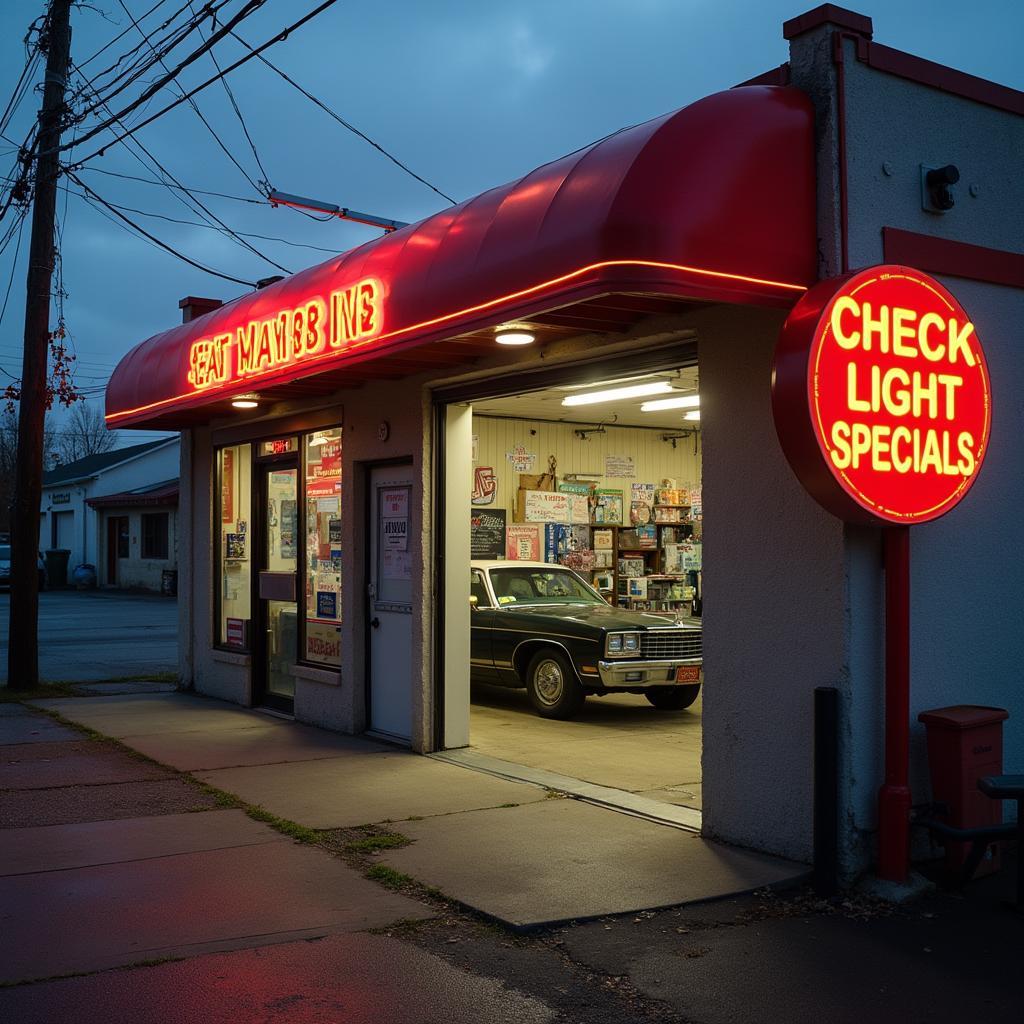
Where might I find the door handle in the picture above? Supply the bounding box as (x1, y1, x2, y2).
(370, 617, 381, 629)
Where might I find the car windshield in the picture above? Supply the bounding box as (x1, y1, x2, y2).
(489, 567, 604, 606)
(0, 545, 10, 560)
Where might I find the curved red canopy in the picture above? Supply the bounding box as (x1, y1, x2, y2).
(107, 85, 815, 427)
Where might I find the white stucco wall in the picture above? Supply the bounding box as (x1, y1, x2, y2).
(787, 23, 1024, 873)
(842, 46, 1024, 838)
(40, 439, 179, 575)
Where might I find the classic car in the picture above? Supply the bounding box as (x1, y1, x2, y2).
(470, 560, 702, 719)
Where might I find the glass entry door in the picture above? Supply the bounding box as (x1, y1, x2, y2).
(256, 462, 299, 711)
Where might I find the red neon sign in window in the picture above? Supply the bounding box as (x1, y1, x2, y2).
(187, 278, 383, 391)
(772, 265, 991, 525)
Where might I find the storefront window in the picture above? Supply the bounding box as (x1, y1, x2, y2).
(218, 443, 252, 648)
(303, 428, 342, 665)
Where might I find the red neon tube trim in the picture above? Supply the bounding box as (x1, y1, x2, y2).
(106, 258, 808, 423)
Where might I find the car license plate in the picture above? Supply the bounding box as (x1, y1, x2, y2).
(676, 666, 700, 683)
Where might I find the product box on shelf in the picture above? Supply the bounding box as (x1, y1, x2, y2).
(617, 557, 646, 578)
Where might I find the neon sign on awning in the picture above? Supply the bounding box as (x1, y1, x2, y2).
(187, 278, 383, 391)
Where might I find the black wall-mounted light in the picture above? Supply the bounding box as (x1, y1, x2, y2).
(921, 164, 960, 213)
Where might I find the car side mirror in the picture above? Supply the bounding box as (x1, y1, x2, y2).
(469, 594, 478, 611)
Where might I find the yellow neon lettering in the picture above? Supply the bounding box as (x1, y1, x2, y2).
(891, 307, 918, 358)
(846, 362, 871, 413)
(947, 319, 977, 367)
(831, 296, 860, 349)
(830, 421, 852, 469)
(918, 312, 945, 362)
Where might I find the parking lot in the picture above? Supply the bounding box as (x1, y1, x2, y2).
(0, 590, 177, 684)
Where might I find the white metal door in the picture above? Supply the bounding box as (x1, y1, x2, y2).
(368, 464, 413, 741)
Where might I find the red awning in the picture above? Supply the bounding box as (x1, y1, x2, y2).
(106, 85, 815, 428)
(87, 481, 179, 508)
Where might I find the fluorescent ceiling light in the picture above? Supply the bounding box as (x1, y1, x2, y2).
(684, 410, 701, 421)
(640, 394, 700, 412)
(561, 381, 673, 407)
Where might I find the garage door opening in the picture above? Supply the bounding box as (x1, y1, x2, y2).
(436, 356, 704, 827)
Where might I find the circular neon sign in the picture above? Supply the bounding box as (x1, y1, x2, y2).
(772, 265, 991, 525)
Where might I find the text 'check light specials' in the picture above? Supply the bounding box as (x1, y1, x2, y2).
(772, 265, 990, 525)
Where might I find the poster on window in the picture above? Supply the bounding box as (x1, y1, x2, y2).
(280, 499, 297, 560)
(221, 448, 234, 523)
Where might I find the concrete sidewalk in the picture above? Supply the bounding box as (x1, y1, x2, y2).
(31, 690, 805, 928)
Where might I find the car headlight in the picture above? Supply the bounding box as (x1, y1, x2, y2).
(606, 632, 641, 657)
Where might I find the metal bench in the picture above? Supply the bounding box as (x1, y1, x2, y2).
(978, 775, 1024, 910)
(917, 774, 1021, 908)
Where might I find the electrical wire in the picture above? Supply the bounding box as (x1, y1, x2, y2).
(0, 208, 28, 331)
(68, 170, 256, 287)
(73, 165, 264, 204)
(63, 0, 342, 166)
(76, 0, 172, 70)
(114, 0, 269, 197)
(72, 0, 247, 126)
(228, 27, 457, 205)
(68, 66, 291, 273)
(64, 187, 341, 255)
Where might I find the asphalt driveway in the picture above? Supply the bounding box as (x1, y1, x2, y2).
(0, 590, 177, 683)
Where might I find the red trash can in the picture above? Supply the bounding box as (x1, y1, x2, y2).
(918, 705, 1009, 876)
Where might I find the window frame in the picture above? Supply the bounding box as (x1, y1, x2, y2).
(140, 512, 169, 560)
(212, 425, 343, 668)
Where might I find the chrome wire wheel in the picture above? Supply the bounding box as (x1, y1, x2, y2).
(533, 657, 565, 706)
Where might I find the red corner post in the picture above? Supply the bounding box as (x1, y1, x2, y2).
(878, 525, 912, 881)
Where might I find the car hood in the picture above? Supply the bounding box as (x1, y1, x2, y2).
(496, 602, 701, 631)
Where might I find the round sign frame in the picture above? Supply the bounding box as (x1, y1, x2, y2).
(771, 265, 991, 526)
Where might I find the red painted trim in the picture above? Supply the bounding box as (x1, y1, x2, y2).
(832, 32, 856, 274)
(735, 64, 790, 88)
(861, 41, 1024, 117)
(783, 4, 872, 40)
(877, 525, 912, 883)
(883, 228, 1024, 290)
(107, 258, 808, 424)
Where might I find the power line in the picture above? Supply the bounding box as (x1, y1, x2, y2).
(68, 65, 291, 273)
(114, 0, 269, 197)
(229, 27, 457, 206)
(68, 170, 256, 287)
(200, 3, 272, 187)
(76, 0, 172, 70)
(72, 0, 249, 128)
(64, 0, 342, 166)
(74, 165, 264, 204)
(64, 186, 342, 255)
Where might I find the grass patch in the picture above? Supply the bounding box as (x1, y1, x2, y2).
(244, 804, 321, 844)
(190, 781, 242, 810)
(344, 832, 410, 855)
(365, 864, 416, 891)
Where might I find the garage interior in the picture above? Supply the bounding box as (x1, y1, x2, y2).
(453, 363, 705, 820)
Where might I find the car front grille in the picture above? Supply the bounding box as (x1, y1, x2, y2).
(640, 629, 702, 660)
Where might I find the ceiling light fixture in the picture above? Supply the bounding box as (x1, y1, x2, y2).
(231, 393, 259, 410)
(684, 410, 701, 421)
(561, 381, 673, 407)
(495, 325, 536, 346)
(640, 394, 700, 412)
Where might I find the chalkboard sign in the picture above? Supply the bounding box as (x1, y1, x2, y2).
(470, 508, 506, 560)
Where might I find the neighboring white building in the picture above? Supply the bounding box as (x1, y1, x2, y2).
(40, 437, 179, 590)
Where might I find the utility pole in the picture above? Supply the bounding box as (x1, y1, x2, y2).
(7, 0, 72, 691)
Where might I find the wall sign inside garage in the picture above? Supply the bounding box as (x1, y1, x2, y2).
(772, 265, 991, 526)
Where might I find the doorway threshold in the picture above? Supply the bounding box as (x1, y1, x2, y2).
(430, 748, 702, 833)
